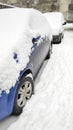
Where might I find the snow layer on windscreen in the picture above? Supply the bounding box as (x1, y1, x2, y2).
(0, 8, 51, 94)
(44, 12, 64, 35)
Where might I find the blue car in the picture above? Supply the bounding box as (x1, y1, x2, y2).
(0, 8, 52, 120)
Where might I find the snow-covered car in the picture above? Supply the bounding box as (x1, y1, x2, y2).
(0, 8, 52, 120)
(44, 12, 66, 43)
(0, 2, 16, 9)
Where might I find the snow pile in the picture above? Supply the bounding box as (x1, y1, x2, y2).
(7, 30, 73, 130)
(44, 12, 65, 35)
(0, 8, 51, 94)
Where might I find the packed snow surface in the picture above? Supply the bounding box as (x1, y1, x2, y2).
(4, 24, 73, 130)
(0, 8, 51, 94)
(44, 12, 65, 35)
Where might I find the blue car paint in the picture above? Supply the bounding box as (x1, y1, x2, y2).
(0, 85, 17, 120)
(0, 35, 50, 120)
(0, 61, 34, 120)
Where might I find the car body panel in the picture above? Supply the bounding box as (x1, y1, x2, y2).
(0, 85, 17, 120)
(0, 64, 33, 120)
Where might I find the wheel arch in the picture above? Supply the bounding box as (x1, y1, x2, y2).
(7, 68, 33, 116)
(19, 69, 34, 92)
(19, 69, 33, 81)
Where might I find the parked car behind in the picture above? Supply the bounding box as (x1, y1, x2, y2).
(0, 8, 52, 120)
(44, 12, 66, 43)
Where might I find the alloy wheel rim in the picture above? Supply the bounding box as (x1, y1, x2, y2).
(17, 81, 32, 107)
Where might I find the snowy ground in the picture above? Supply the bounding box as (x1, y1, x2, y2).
(0, 25, 73, 130)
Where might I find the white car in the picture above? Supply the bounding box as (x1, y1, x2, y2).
(44, 12, 66, 43)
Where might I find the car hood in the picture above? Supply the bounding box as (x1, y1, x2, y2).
(51, 26, 64, 36)
(0, 28, 22, 60)
(0, 28, 33, 93)
(0, 9, 33, 93)
(0, 8, 31, 63)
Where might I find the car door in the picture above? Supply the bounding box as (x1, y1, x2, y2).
(29, 35, 42, 76)
(30, 36, 50, 77)
(29, 10, 51, 76)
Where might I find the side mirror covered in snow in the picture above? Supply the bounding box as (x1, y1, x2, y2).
(62, 22, 67, 25)
(32, 35, 41, 44)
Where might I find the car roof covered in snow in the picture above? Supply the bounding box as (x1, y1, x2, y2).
(0, 8, 52, 63)
(0, 8, 52, 40)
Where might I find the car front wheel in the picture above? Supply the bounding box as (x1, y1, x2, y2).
(12, 75, 34, 115)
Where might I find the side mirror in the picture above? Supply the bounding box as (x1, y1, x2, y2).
(32, 37, 37, 44)
(62, 22, 67, 25)
(32, 35, 41, 44)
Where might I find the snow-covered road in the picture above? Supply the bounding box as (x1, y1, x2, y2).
(0, 26, 73, 130)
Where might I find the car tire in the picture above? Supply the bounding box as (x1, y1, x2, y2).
(58, 35, 62, 44)
(59, 37, 62, 43)
(12, 75, 34, 115)
(62, 33, 64, 39)
(46, 43, 52, 60)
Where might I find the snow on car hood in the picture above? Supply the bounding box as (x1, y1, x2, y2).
(44, 12, 64, 35)
(0, 29, 33, 94)
(0, 8, 51, 94)
(51, 26, 63, 35)
(0, 8, 32, 94)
